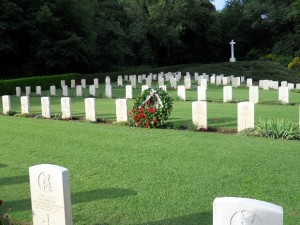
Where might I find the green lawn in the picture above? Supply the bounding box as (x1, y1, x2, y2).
(0, 116, 300, 225)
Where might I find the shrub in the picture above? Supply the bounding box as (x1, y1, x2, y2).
(130, 87, 173, 128)
(247, 118, 300, 140)
(288, 57, 300, 71)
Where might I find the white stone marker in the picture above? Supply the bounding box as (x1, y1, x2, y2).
(61, 80, 65, 88)
(241, 76, 245, 83)
(85, 98, 96, 122)
(278, 86, 289, 104)
(89, 85, 96, 97)
(138, 75, 142, 83)
(262, 80, 269, 90)
(124, 75, 128, 81)
(126, 85, 133, 99)
(281, 81, 287, 87)
(192, 101, 207, 129)
(36, 86, 42, 96)
(117, 76, 123, 87)
(2, 95, 11, 114)
(81, 79, 86, 88)
(61, 97, 72, 119)
(41, 97, 51, 118)
(21, 96, 30, 114)
(146, 77, 152, 87)
(296, 83, 300, 90)
(229, 40, 236, 62)
(200, 79, 208, 90)
(184, 77, 191, 89)
(105, 76, 110, 85)
(105, 85, 112, 98)
(62, 86, 68, 97)
(249, 86, 259, 104)
(93, 78, 99, 88)
(50, 86, 56, 96)
(222, 77, 228, 85)
(26, 86, 31, 96)
(213, 197, 283, 225)
(170, 77, 177, 89)
(246, 78, 252, 87)
(71, 80, 75, 88)
(158, 77, 164, 86)
(16, 87, 21, 97)
(232, 77, 240, 88)
(238, 102, 254, 132)
(177, 85, 186, 101)
(141, 85, 149, 93)
(210, 75, 216, 84)
(288, 83, 294, 90)
(76, 85, 82, 97)
(216, 76, 222, 86)
(131, 76, 137, 88)
(29, 164, 72, 225)
(197, 86, 206, 101)
(116, 99, 128, 122)
(223, 86, 232, 102)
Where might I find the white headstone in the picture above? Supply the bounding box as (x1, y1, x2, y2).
(229, 40, 236, 62)
(71, 80, 76, 88)
(241, 76, 245, 83)
(213, 197, 283, 225)
(177, 85, 186, 101)
(131, 76, 137, 88)
(81, 79, 86, 88)
(76, 85, 82, 97)
(116, 99, 128, 122)
(232, 77, 240, 88)
(124, 75, 128, 81)
(105, 85, 112, 98)
(158, 77, 164, 86)
(21, 96, 30, 114)
(223, 86, 232, 102)
(117, 76, 123, 87)
(16, 87, 21, 97)
(146, 77, 152, 87)
(61, 97, 72, 119)
(2, 95, 11, 115)
(29, 164, 72, 225)
(238, 102, 254, 132)
(61, 80, 65, 88)
(216, 76, 222, 86)
(272, 81, 279, 90)
(210, 75, 216, 84)
(41, 97, 51, 118)
(138, 75, 142, 83)
(85, 98, 96, 122)
(249, 86, 259, 104)
(184, 77, 191, 90)
(296, 83, 300, 90)
(89, 85, 96, 97)
(288, 83, 294, 90)
(36, 86, 42, 96)
(26, 86, 31, 96)
(197, 86, 206, 101)
(192, 101, 207, 129)
(93, 78, 99, 88)
(62, 86, 68, 97)
(278, 86, 289, 104)
(199, 79, 207, 90)
(262, 80, 269, 90)
(105, 76, 110, 86)
(50, 86, 56, 96)
(281, 81, 287, 87)
(170, 77, 177, 89)
(222, 77, 228, 86)
(141, 85, 149, 93)
(126, 85, 133, 99)
(246, 79, 252, 87)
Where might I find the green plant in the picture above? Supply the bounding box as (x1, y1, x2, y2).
(130, 87, 173, 128)
(288, 57, 300, 71)
(0, 200, 12, 225)
(6, 110, 17, 116)
(248, 118, 300, 140)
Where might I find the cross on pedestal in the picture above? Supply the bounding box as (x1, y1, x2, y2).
(229, 40, 236, 62)
(43, 214, 55, 225)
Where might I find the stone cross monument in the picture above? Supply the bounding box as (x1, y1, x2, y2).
(229, 40, 236, 62)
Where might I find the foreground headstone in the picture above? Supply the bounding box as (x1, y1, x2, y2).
(278, 86, 289, 104)
(61, 97, 72, 119)
(21, 96, 30, 114)
(85, 98, 96, 122)
(116, 99, 128, 122)
(192, 101, 207, 129)
(213, 197, 283, 225)
(238, 102, 254, 132)
(29, 164, 72, 225)
(177, 85, 186, 101)
(2, 95, 11, 115)
(249, 86, 259, 104)
(223, 86, 232, 103)
(41, 97, 51, 118)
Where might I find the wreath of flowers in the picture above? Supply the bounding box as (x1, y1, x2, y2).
(130, 87, 173, 128)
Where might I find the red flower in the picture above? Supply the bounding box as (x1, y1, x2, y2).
(138, 113, 145, 118)
(145, 122, 150, 128)
(133, 115, 137, 121)
(147, 107, 155, 113)
(136, 121, 141, 126)
(153, 117, 158, 123)
(147, 100, 150, 105)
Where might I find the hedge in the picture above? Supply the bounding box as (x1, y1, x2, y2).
(0, 73, 79, 95)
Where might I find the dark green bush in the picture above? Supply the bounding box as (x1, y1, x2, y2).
(0, 73, 79, 95)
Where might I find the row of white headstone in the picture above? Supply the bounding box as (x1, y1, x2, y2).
(1, 95, 260, 132)
(29, 163, 284, 225)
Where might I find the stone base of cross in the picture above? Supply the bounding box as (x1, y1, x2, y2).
(229, 57, 236, 62)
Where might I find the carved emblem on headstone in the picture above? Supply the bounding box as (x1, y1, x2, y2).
(38, 172, 52, 193)
(230, 210, 262, 225)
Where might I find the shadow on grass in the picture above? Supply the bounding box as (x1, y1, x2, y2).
(130, 211, 212, 225)
(0, 175, 28, 186)
(0, 163, 8, 168)
(72, 188, 137, 204)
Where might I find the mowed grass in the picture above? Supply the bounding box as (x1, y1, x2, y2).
(0, 115, 300, 225)
(1, 81, 299, 129)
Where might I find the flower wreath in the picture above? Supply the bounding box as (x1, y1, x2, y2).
(130, 87, 173, 128)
